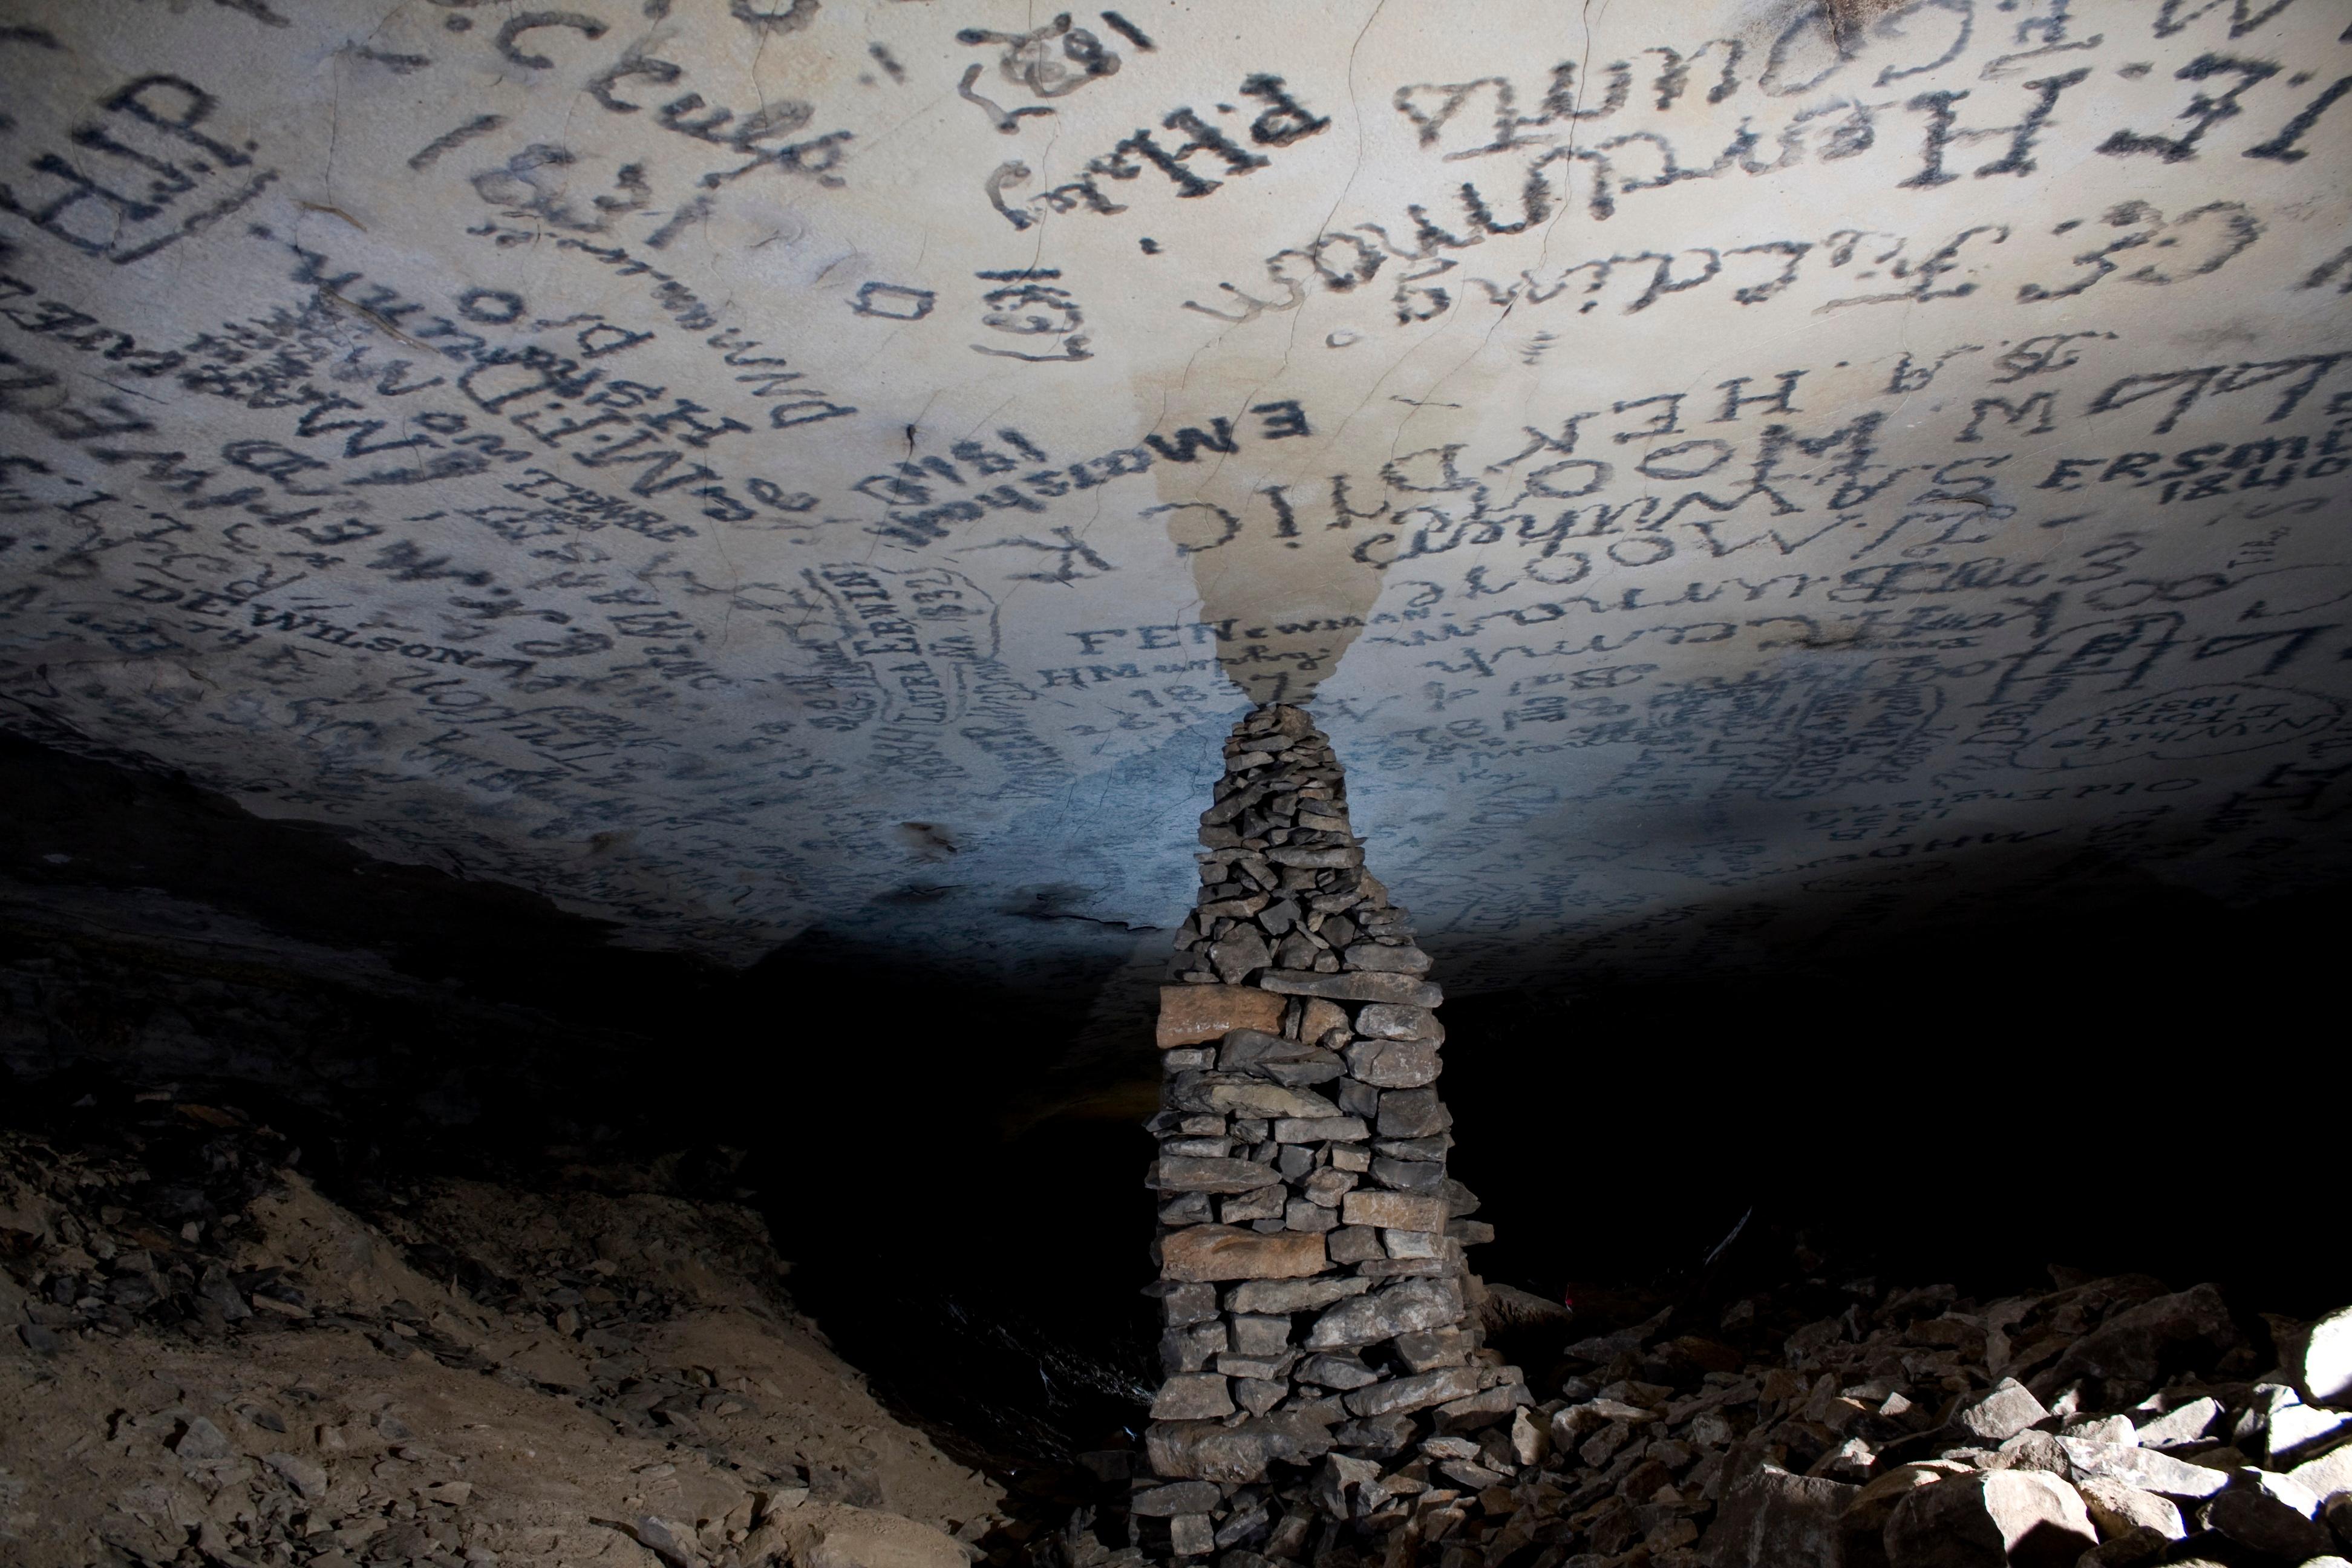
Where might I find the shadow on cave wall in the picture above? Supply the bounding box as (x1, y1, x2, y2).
(1442, 863, 2352, 1324)
(2, 725, 2347, 1485)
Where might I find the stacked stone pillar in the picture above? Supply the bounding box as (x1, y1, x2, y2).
(1137, 703, 1532, 1560)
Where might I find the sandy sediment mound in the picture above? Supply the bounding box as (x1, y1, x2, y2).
(0, 1099, 1002, 1567)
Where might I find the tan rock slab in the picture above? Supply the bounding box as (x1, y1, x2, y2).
(2075, 1475, 2185, 1540)
(1157, 985, 1285, 1048)
(1160, 1225, 1328, 1282)
(1883, 1471, 2096, 1567)
(1150, 1157, 1282, 1194)
(1340, 1191, 1448, 1233)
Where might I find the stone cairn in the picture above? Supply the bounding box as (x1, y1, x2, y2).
(1136, 702, 1534, 1560)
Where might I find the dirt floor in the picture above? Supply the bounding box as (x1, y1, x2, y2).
(0, 1097, 1006, 1568)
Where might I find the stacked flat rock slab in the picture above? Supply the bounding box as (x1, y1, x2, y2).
(1138, 702, 1531, 1559)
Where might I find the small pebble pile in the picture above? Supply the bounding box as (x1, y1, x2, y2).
(1136, 702, 1532, 1558)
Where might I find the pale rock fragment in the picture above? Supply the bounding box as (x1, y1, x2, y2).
(1298, 1354, 1378, 1390)
(1881, 1470, 2096, 1568)
(1338, 1190, 1447, 1233)
(1393, 1327, 1467, 1372)
(171, 1418, 232, 1463)
(2265, 1399, 2351, 1465)
(1341, 1038, 1440, 1089)
(1266, 845, 1359, 868)
(1509, 1406, 1547, 1467)
(1340, 942, 1429, 973)
(1272, 1115, 1366, 1143)
(2073, 1475, 2184, 1540)
(1256, 970, 1443, 1007)
(1373, 1089, 1448, 1139)
(2063, 1414, 2139, 1446)
(1699, 1468, 1855, 1567)
(1342, 1367, 1480, 1417)
(1129, 1481, 1220, 1517)
(1160, 1321, 1224, 1374)
(1145, 1416, 1335, 1483)
(2203, 1486, 2331, 1558)
(1811, 1436, 1875, 1481)
(1353, 1004, 1442, 1042)
(1304, 1278, 1463, 1350)
(2246, 1465, 2325, 1516)
(2075, 1526, 2171, 1567)
(1171, 1077, 1339, 1120)
(1955, 1379, 2052, 1443)
(1218, 1188, 1283, 1224)
(2131, 1396, 2217, 1448)
(1218, 1027, 1330, 1073)
(1310, 1454, 1381, 1518)
(2289, 1439, 2352, 1505)
(1841, 1461, 1972, 1561)
(1232, 1378, 1287, 1416)
(2059, 1438, 2232, 1498)
(1166, 1514, 1215, 1555)
(1226, 1275, 1371, 1313)
(1151, 1157, 1282, 1194)
(1158, 1281, 1218, 1325)
(1209, 926, 1271, 984)
(263, 1452, 327, 1500)
(1991, 1429, 2068, 1474)
(800, 1508, 970, 1568)
(1296, 998, 1350, 1042)
(2040, 1284, 2236, 1399)
(1151, 1373, 1235, 1420)
(2295, 1305, 2352, 1406)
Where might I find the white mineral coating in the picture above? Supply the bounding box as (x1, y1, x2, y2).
(1, 1, 2348, 985)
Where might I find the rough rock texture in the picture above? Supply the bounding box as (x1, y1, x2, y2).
(1137, 704, 1529, 1546)
(0, 1103, 1002, 1566)
(1043, 1255, 2352, 1568)
(1880, 1471, 2095, 1568)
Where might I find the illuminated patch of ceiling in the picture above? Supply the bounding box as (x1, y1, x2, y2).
(2, 0, 2349, 990)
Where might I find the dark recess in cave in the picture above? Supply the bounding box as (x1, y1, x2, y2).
(2, 724, 2343, 1486)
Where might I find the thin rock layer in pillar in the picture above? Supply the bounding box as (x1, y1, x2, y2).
(1139, 703, 1532, 1559)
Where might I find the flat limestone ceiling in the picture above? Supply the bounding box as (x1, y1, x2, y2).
(1, 0, 2348, 991)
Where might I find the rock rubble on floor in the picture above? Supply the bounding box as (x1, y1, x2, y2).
(0, 1102, 1001, 1567)
(1642, 1276, 2352, 1568)
(1088, 1253, 2352, 1568)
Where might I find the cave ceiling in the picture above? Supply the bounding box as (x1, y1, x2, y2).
(2, 0, 2350, 993)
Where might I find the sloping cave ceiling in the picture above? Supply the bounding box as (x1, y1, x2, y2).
(5, 0, 2352, 999)
(5, 0, 2352, 1474)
